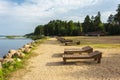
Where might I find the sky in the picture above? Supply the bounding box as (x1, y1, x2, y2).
(0, 0, 120, 35)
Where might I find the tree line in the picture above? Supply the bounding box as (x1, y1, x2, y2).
(26, 4, 120, 38)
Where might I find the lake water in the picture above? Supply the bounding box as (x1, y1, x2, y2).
(0, 37, 32, 58)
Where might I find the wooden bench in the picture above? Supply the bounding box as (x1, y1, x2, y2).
(65, 41, 80, 46)
(64, 46, 93, 54)
(63, 51, 102, 64)
(56, 37, 73, 43)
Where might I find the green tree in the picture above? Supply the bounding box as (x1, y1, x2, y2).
(68, 20, 75, 35)
(90, 16, 95, 31)
(34, 25, 44, 35)
(115, 4, 120, 25)
(107, 14, 115, 24)
(98, 23, 105, 32)
(108, 24, 120, 35)
(94, 11, 102, 30)
(107, 4, 120, 35)
(83, 15, 91, 33)
(77, 22, 83, 35)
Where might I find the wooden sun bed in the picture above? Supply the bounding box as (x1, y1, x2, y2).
(65, 41, 80, 46)
(63, 50, 102, 64)
(56, 37, 73, 43)
(64, 46, 93, 54)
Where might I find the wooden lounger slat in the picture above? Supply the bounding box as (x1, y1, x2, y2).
(65, 41, 80, 46)
(63, 51, 102, 64)
(63, 55, 90, 59)
(64, 46, 93, 54)
(56, 37, 73, 43)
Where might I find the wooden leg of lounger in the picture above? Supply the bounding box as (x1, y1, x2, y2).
(79, 52, 82, 54)
(63, 58, 66, 64)
(65, 43, 67, 46)
(97, 54, 102, 63)
(97, 57, 101, 63)
(94, 57, 97, 61)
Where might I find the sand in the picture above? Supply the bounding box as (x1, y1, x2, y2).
(9, 38, 120, 80)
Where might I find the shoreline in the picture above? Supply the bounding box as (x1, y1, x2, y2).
(0, 38, 32, 58)
(0, 39, 36, 80)
(0, 40, 36, 64)
(0, 38, 46, 80)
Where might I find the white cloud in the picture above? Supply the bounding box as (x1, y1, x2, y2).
(0, 0, 99, 17)
(101, 11, 116, 22)
(0, 0, 99, 24)
(0, 0, 118, 35)
(0, 1, 12, 14)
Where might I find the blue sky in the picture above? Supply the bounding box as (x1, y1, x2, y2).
(0, 0, 120, 35)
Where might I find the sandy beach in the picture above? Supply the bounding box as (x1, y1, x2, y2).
(9, 38, 120, 80)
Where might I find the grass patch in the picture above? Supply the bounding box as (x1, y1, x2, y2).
(2, 61, 24, 80)
(80, 44, 120, 48)
(0, 69, 3, 80)
(91, 44, 120, 48)
(64, 36, 120, 44)
(64, 36, 120, 48)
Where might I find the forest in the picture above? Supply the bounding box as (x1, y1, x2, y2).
(26, 4, 120, 38)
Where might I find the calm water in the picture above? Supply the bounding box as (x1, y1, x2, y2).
(0, 37, 32, 58)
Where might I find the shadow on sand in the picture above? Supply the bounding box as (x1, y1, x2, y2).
(46, 53, 120, 79)
(47, 52, 120, 67)
(46, 60, 98, 66)
(52, 53, 63, 58)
